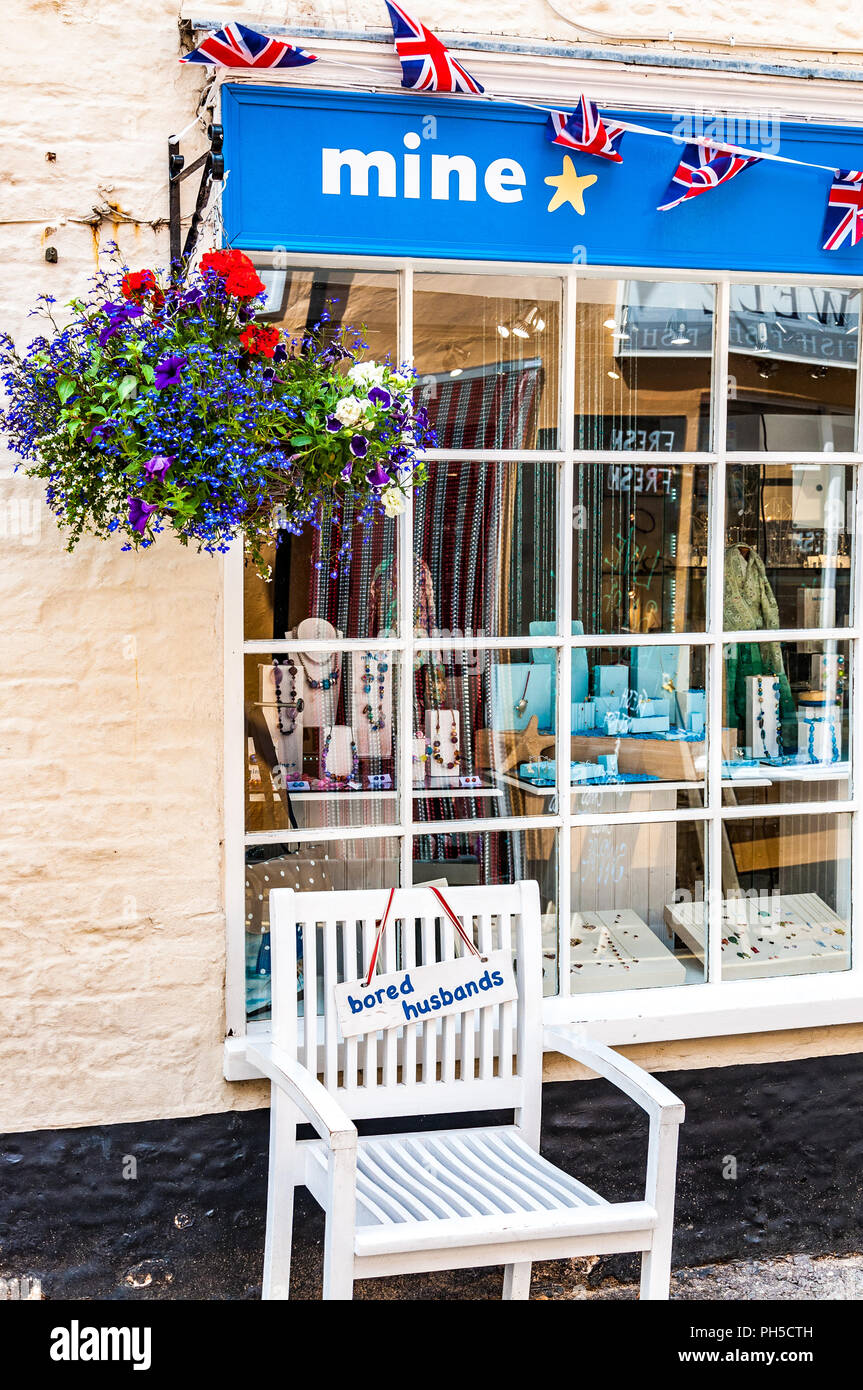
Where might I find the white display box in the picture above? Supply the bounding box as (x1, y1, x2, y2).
(664, 893, 849, 979)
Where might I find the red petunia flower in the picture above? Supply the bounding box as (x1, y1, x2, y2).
(121, 269, 164, 309)
(200, 248, 265, 299)
(240, 323, 281, 358)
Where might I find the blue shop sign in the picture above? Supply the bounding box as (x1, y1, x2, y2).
(222, 84, 863, 275)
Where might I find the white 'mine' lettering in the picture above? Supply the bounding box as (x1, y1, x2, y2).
(321, 138, 525, 205)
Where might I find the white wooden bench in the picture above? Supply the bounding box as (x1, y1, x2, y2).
(247, 881, 685, 1300)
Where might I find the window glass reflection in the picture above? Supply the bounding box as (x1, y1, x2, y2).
(413, 274, 561, 448)
(574, 280, 714, 451)
(727, 284, 859, 451)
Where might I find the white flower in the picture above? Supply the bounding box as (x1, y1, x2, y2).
(347, 361, 386, 389)
(334, 395, 364, 427)
(381, 486, 407, 518)
(390, 369, 414, 388)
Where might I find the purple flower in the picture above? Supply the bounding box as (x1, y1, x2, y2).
(143, 454, 173, 482)
(273, 343, 288, 364)
(415, 407, 429, 428)
(367, 461, 392, 488)
(85, 418, 117, 443)
(98, 302, 143, 346)
(340, 461, 353, 481)
(154, 354, 186, 389)
(349, 435, 369, 458)
(325, 415, 341, 433)
(182, 287, 204, 307)
(127, 496, 158, 534)
(367, 386, 392, 409)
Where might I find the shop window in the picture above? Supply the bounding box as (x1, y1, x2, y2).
(231, 259, 862, 1029)
(727, 284, 859, 452)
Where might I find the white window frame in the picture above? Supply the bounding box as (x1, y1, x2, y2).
(224, 252, 863, 1054)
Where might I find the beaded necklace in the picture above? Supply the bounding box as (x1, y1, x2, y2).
(321, 727, 359, 786)
(362, 651, 388, 730)
(272, 658, 303, 736)
(806, 713, 840, 764)
(297, 649, 340, 691)
(755, 676, 783, 757)
(426, 710, 461, 769)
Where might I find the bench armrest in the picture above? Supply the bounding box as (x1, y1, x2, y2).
(246, 1038, 358, 1151)
(544, 1029, 685, 1125)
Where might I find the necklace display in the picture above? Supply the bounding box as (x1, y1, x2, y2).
(272, 658, 304, 736)
(426, 711, 461, 770)
(515, 668, 531, 718)
(321, 727, 360, 786)
(362, 651, 388, 731)
(806, 715, 840, 764)
(756, 676, 783, 757)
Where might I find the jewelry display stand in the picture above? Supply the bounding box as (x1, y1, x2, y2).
(258, 662, 304, 781)
(540, 909, 686, 993)
(292, 618, 343, 727)
(351, 650, 394, 760)
(412, 734, 428, 787)
(425, 710, 461, 781)
(319, 725, 358, 785)
(745, 675, 781, 758)
(665, 893, 849, 978)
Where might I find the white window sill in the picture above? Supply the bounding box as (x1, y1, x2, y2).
(224, 974, 863, 1081)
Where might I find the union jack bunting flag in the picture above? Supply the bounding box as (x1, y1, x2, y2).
(546, 98, 625, 163)
(657, 142, 761, 211)
(180, 22, 318, 68)
(384, 2, 484, 93)
(822, 169, 863, 251)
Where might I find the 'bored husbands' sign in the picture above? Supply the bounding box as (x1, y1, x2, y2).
(334, 950, 517, 1038)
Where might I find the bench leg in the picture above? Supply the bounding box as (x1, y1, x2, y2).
(262, 1090, 296, 1300)
(503, 1262, 532, 1300)
(322, 1147, 357, 1301)
(639, 1240, 672, 1301)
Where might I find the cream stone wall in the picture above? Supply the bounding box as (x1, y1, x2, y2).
(2, 0, 863, 1134)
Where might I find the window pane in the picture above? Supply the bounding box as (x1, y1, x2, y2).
(708, 815, 850, 980)
(570, 644, 708, 790)
(727, 284, 859, 451)
(414, 647, 556, 823)
(416, 459, 557, 638)
(413, 273, 561, 448)
(245, 837, 401, 1021)
(412, 829, 558, 995)
(573, 462, 709, 633)
(569, 820, 705, 992)
(574, 280, 714, 451)
(725, 464, 852, 632)
(244, 651, 401, 832)
(244, 510, 398, 642)
(253, 262, 398, 363)
(722, 639, 849, 797)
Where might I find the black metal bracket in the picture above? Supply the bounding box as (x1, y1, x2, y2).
(168, 122, 224, 271)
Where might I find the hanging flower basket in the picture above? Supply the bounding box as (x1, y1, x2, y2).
(0, 250, 433, 571)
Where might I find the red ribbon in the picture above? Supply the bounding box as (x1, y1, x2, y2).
(363, 885, 483, 988)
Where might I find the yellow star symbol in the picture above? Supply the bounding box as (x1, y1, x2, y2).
(544, 155, 597, 214)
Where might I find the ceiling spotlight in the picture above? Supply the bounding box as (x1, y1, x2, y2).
(449, 367, 463, 377)
(535, 316, 546, 332)
(607, 369, 620, 380)
(670, 321, 691, 346)
(757, 360, 778, 380)
(497, 324, 510, 338)
(756, 322, 770, 352)
(512, 324, 530, 339)
(810, 364, 829, 380)
(603, 317, 617, 329)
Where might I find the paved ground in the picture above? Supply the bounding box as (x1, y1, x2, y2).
(531, 1253, 863, 1301)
